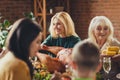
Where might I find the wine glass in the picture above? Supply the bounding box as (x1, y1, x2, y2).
(103, 57, 111, 80)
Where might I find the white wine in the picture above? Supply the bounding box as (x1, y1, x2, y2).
(103, 61, 111, 73)
(103, 57, 111, 74)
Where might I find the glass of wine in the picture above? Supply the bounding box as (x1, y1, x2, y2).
(103, 57, 111, 73)
(103, 57, 111, 80)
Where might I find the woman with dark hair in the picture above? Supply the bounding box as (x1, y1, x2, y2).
(0, 18, 42, 80)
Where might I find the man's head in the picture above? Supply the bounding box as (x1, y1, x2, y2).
(71, 40, 100, 77)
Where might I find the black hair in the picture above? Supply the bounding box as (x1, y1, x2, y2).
(6, 18, 42, 77)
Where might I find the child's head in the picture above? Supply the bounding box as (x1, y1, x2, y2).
(71, 40, 100, 77)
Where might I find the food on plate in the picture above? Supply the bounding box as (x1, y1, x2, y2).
(106, 51, 117, 56)
(107, 46, 119, 52)
(102, 46, 120, 56)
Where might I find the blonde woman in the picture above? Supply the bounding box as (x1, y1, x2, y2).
(88, 16, 120, 80)
(41, 11, 80, 56)
(37, 12, 80, 73)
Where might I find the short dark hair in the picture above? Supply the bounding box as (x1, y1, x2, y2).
(72, 40, 100, 71)
(6, 18, 42, 77)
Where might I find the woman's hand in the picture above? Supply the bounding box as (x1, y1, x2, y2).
(112, 54, 120, 61)
(47, 46, 64, 55)
(57, 49, 72, 64)
(40, 45, 64, 55)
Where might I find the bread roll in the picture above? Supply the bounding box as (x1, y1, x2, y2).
(106, 51, 117, 56)
(107, 46, 119, 52)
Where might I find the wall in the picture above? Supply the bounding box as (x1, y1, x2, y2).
(0, 0, 120, 41)
(70, 0, 120, 41)
(0, 0, 33, 23)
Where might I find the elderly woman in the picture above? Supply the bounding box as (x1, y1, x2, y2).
(41, 11, 80, 56)
(88, 16, 120, 80)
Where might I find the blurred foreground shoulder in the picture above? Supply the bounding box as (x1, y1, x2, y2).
(0, 52, 31, 80)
